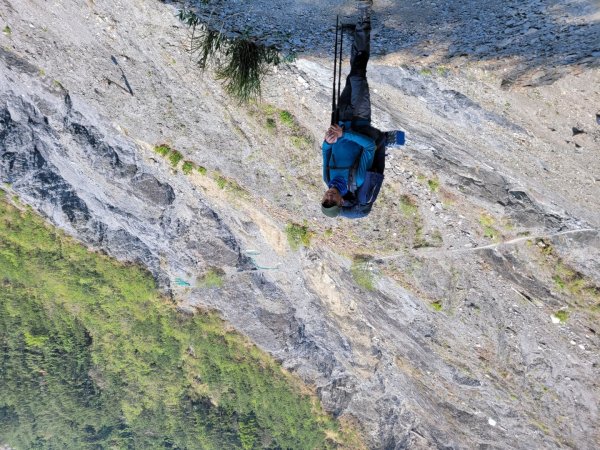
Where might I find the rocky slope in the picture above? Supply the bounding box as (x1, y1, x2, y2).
(1, 0, 599, 448)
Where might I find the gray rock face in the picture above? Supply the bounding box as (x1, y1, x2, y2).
(1, 0, 599, 449)
(0, 50, 241, 287)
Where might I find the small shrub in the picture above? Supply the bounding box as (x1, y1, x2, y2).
(279, 110, 294, 127)
(3, 25, 11, 35)
(197, 165, 207, 175)
(182, 161, 194, 175)
(553, 309, 569, 323)
(155, 144, 171, 156)
(266, 118, 276, 132)
(419, 68, 432, 76)
(169, 150, 183, 167)
(285, 223, 312, 250)
(431, 301, 443, 311)
(198, 268, 225, 288)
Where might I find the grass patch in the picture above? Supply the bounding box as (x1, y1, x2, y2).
(290, 135, 312, 149)
(182, 161, 194, 175)
(154, 144, 171, 156)
(0, 199, 356, 449)
(279, 110, 295, 127)
(168, 150, 183, 167)
(351, 255, 375, 291)
(285, 222, 312, 251)
(427, 178, 440, 192)
(399, 194, 418, 217)
(197, 165, 207, 175)
(431, 301, 443, 311)
(198, 268, 225, 288)
(553, 309, 569, 323)
(419, 68, 432, 76)
(479, 214, 499, 240)
(214, 174, 228, 189)
(436, 66, 449, 76)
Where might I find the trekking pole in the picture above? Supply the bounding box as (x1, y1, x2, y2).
(336, 23, 343, 123)
(331, 16, 340, 125)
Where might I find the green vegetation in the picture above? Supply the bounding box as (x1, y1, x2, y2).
(179, 9, 281, 102)
(291, 135, 312, 149)
(2, 25, 11, 35)
(253, 103, 314, 150)
(279, 110, 294, 127)
(198, 268, 225, 288)
(427, 178, 440, 192)
(197, 165, 207, 175)
(436, 66, 449, 76)
(265, 117, 276, 132)
(0, 200, 354, 449)
(214, 174, 228, 189)
(154, 144, 171, 156)
(182, 160, 194, 175)
(399, 194, 418, 217)
(419, 68, 432, 76)
(351, 256, 375, 291)
(553, 309, 569, 323)
(169, 150, 183, 167)
(285, 222, 312, 251)
(431, 301, 443, 311)
(479, 214, 499, 240)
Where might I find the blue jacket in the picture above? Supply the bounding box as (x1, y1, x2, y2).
(322, 130, 376, 190)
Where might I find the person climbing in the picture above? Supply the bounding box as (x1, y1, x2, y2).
(321, 0, 387, 219)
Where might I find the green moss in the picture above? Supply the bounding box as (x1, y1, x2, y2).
(285, 222, 312, 251)
(0, 199, 354, 449)
(182, 161, 194, 175)
(279, 110, 294, 127)
(168, 150, 183, 167)
(351, 256, 375, 291)
(154, 144, 171, 156)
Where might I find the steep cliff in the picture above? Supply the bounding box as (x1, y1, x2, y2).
(1, 0, 599, 448)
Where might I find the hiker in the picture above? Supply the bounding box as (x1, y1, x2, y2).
(321, 1, 386, 219)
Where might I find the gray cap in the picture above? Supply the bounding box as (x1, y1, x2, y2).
(321, 204, 341, 218)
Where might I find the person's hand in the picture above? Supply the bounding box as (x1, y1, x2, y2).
(324, 124, 343, 144)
